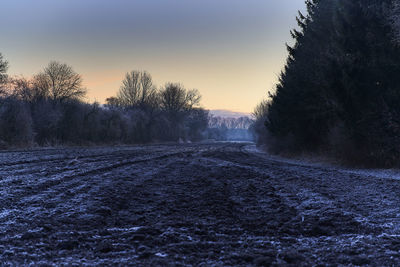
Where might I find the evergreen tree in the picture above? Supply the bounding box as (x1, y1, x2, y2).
(267, 0, 339, 150)
(266, 0, 400, 166)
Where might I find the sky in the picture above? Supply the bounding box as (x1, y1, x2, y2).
(0, 0, 306, 113)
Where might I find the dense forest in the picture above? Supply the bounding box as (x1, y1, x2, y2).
(255, 0, 400, 167)
(0, 57, 210, 146)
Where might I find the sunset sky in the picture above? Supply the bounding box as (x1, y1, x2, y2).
(0, 0, 306, 113)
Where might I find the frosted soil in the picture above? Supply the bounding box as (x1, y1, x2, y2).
(1, 143, 400, 265)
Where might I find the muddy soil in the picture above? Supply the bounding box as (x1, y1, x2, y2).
(1, 143, 400, 265)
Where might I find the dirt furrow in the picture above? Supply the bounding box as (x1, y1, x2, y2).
(2, 143, 400, 265)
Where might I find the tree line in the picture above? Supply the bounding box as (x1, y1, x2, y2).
(208, 116, 254, 141)
(0, 56, 209, 147)
(254, 0, 400, 166)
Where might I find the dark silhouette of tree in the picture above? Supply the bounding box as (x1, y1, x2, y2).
(185, 108, 209, 141)
(0, 98, 33, 145)
(253, 100, 268, 122)
(33, 61, 86, 102)
(158, 83, 202, 140)
(8, 76, 38, 102)
(252, 100, 270, 144)
(117, 71, 157, 108)
(265, 0, 400, 166)
(105, 97, 121, 108)
(160, 83, 200, 114)
(0, 57, 209, 147)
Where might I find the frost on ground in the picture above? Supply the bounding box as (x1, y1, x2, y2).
(1, 143, 400, 265)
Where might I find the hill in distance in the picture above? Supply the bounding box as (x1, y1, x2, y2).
(210, 109, 252, 119)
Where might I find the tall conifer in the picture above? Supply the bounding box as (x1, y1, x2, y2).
(266, 0, 400, 165)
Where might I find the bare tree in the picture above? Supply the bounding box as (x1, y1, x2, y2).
(4, 75, 50, 103)
(33, 61, 86, 102)
(9, 76, 34, 101)
(117, 71, 157, 107)
(252, 99, 270, 144)
(105, 97, 121, 108)
(159, 83, 201, 114)
(253, 99, 269, 121)
(158, 83, 202, 140)
(185, 88, 201, 109)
